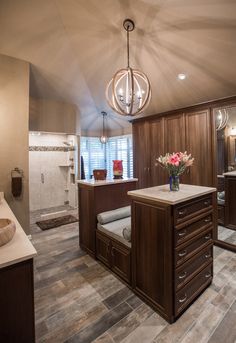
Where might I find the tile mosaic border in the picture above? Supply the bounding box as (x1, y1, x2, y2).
(29, 146, 75, 152)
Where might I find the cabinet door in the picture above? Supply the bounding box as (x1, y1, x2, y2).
(164, 113, 186, 153)
(185, 110, 213, 186)
(164, 113, 189, 184)
(96, 231, 111, 267)
(111, 241, 131, 284)
(133, 121, 149, 189)
(149, 118, 165, 186)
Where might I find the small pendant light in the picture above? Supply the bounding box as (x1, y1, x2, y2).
(100, 111, 108, 144)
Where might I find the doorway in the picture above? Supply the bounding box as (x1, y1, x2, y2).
(29, 132, 79, 226)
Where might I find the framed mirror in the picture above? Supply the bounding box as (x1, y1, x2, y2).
(214, 105, 236, 252)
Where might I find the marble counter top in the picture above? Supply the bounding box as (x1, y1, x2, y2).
(223, 171, 236, 176)
(0, 198, 37, 269)
(128, 184, 216, 205)
(77, 178, 138, 187)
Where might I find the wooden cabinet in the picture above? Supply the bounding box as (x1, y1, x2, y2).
(185, 110, 213, 186)
(78, 179, 137, 257)
(133, 118, 165, 188)
(133, 121, 150, 189)
(96, 231, 131, 284)
(0, 259, 35, 342)
(130, 187, 216, 323)
(132, 108, 214, 188)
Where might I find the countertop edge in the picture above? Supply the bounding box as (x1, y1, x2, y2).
(128, 186, 216, 205)
(77, 178, 138, 187)
(0, 199, 37, 269)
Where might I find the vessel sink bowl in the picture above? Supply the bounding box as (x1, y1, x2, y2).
(0, 219, 16, 247)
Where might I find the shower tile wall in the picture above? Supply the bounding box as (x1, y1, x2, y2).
(29, 133, 77, 211)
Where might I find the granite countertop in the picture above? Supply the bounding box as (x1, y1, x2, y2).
(0, 198, 37, 269)
(77, 178, 138, 187)
(223, 171, 236, 176)
(128, 184, 216, 205)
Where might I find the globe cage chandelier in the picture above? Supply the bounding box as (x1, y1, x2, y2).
(100, 111, 108, 144)
(106, 19, 151, 116)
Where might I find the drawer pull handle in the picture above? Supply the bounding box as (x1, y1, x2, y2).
(204, 218, 211, 223)
(178, 271, 187, 279)
(205, 253, 211, 258)
(179, 294, 187, 303)
(205, 234, 211, 240)
(205, 272, 211, 278)
(204, 200, 210, 206)
(178, 210, 186, 216)
(178, 229, 187, 237)
(178, 250, 187, 257)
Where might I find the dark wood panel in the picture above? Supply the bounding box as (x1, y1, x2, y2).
(164, 113, 186, 154)
(78, 187, 95, 256)
(94, 182, 136, 215)
(0, 259, 35, 343)
(185, 110, 213, 186)
(225, 176, 236, 230)
(133, 121, 149, 189)
(111, 241, 131, 284)
(96, 231, 111, 267)
(132, 200, 172, 318)
(149, 118, 166, 186)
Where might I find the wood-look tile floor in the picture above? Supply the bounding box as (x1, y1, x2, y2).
(31, 213, 236, 343)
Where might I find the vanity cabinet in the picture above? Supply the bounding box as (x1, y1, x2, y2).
(0, 259, 35, 342)
(132, 109, 214, 188)
(129, 184, 216, 323)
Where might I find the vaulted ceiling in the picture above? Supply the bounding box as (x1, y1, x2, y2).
(0, 0, 236, 134)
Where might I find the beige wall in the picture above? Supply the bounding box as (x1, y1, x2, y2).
(0, 54, 30, 233)
(29, 97, 79, 134)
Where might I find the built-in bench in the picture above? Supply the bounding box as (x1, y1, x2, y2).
(96, 206, 132, 284)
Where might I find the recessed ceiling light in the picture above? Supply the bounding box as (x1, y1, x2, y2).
(178, 73, 186, 80)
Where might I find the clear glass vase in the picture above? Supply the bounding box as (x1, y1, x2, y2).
(169, 175, 180, 191)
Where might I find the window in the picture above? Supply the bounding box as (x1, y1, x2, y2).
(80, 135, 133, 179)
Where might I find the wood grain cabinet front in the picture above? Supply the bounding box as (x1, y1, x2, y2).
(96, 231, 131, 284)
(130, 190, 216, 323)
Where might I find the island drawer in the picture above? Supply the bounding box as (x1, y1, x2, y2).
(174, 196, 212, 225)
(175, 263, 213, 315)
(175, 212, 213, 246)
(175, 229, 212, 267)
(175, 244, 213, 290)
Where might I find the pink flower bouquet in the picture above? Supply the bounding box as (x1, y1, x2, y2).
(157, 152, 194, 190)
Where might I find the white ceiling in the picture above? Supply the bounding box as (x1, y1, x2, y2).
(0, 0, 236, 134)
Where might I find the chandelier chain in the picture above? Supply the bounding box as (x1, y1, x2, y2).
(127, 27, 130, 68)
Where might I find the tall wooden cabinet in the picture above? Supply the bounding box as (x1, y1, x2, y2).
(133, 109, 214, 188)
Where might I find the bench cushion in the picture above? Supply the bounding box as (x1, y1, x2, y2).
(97, 206, 131, 225)
(97, 217, 131, 248)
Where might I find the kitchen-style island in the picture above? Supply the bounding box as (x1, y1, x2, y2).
(128, 184, 217, 323)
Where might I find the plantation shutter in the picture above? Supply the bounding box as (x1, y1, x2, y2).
(81, 135, 133, 180)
